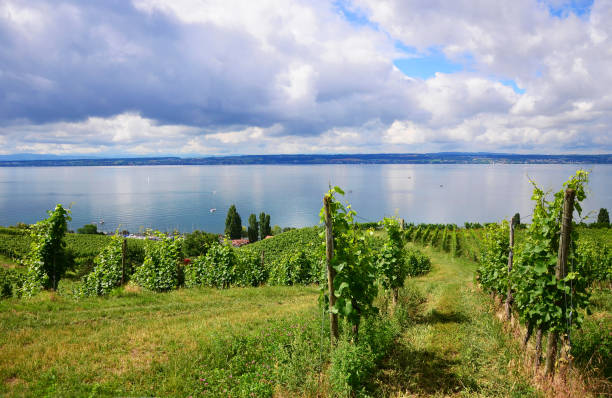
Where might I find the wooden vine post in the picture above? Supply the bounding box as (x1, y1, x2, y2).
(545, 188, 575, 376)
(505, 219, 515, 321)
(324, 195, 339, 344)
(121, 238, 127, 285)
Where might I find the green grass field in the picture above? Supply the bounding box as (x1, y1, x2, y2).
(1, 226, 610, 397)
(0, 285, 324, 397)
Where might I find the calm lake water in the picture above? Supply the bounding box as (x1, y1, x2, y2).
(0, 164, 610, 233)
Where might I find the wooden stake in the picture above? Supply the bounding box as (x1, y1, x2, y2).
(324, 195, 339, 344)
(545, 188, 576, 376)
(121, 238, 127, 285)
(505, 219, 515, 321)
(535, 328, 543, 367)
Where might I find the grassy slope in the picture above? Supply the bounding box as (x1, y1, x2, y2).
(0, 286, 321, 397)
(373, 245, 540, 397)
(5, 226, 608, 396)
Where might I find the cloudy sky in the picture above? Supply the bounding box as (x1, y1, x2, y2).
(1, 0, 611, 156)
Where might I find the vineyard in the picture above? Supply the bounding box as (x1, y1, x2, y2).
(0, 175, 611, 397)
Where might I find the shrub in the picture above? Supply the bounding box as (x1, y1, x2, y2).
(184, 243, 236, 288)
(405, 248, 431, 277)
(77, 224, 101, 234)
(0, 267, 25, 299)
(235, 249, 267, 287)
(80, 235, 123, 297)
(133, 233, 183, 292)
(21, 204, 72, 296)
(183, 230, 219, 258)
(476, 221, 509, 296)
(329, 340, 375, 397)
(288, 250, 315, 285)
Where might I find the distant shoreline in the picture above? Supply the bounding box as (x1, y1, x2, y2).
(0, 153, 611, 167)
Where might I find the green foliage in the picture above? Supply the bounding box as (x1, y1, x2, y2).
(329, 340, 375, 396)
(0, 267, 25, 299)
(76, 224, 101, 234)
(133, 233, 183, 292)
(183, 230, 219, 258)
(320, 187, 378, 332)
(597, 208, 610, 226)
(512, 213, 521, 226)
(259, 212, 271, 238)
(21, 204, 72, 296)
(225, 205, 242, 239)
(329, 314, 400, 397)
(184, 243, 236, 288)
(476, 221, 509, 297)
(287, 250, 317, 285)
(376, 217, 408, 292)
(235, 249, 267, 287)
(575, 238, 611, 284)
(513, 170, 591, 334)
(79, 235, 123, 297)
(405, 248, 431, 277)
(247, 214, 259, 243)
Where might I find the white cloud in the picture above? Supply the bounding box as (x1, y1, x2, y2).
(0, 0, 610, 154)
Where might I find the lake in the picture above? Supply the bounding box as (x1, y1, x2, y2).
(0, 164, 610, 233)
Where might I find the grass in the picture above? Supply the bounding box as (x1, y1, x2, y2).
(2, 225, 609, 396)
(371, 244, 541, 397)
(0, 285, 324, 397)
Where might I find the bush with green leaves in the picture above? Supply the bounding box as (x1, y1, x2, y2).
(476, 221, 509, 297)
(320, 186, 378, 338)
(183, 230, 219, 258)
(77, 224, 102, 234)
(0, 267, 25, 299)
(405, 248, 431, 277)
(376, 217, 408, 303)
(513, 171, 591, 337)
(575, 239, 611, 284)
(133, 233, 183, 292)
(184, 243, 236, 288)
(329, 339, 375, 397)
(235, 249, 267, 287)
(79, 235, 123, 297)
(21, 204, 72, 296)
(328, 314, 400, 397)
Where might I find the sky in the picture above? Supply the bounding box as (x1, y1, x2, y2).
(0, 0, 611, 156)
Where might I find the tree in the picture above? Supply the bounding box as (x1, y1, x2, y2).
(247, 214, 259, 243)
(512, 212, 520, 226)
(77, 224, 101, 234)
(597, 208, 609, 226)
(225, 205, 242, 239)
(183, 230, 219, 257)
(259, 212, 271, 238)
(21, 204, 71, 295)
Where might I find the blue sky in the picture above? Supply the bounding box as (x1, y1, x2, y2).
(0, 0, 610, 155)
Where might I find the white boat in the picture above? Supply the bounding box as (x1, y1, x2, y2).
(210, 208, 216, 213)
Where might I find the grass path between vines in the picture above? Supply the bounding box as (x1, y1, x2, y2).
(372, 245, 542, 397)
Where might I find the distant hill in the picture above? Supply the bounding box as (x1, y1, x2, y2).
(0, 153, 610, 166)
